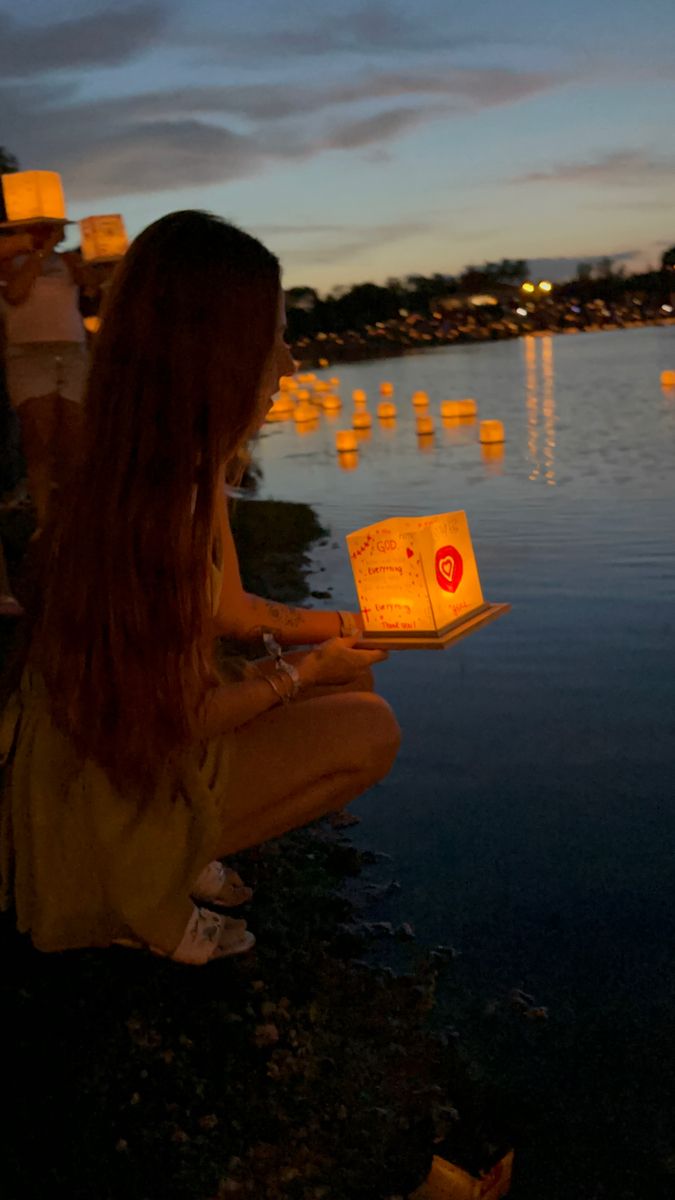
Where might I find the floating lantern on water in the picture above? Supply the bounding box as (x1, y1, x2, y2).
(295, 388, 312, 402)
(296, 373, 316, 384)
(440, 398, 477, 419)
(336, 430, 358, 453)
(346, 510, 510, 650)
(479, 419, 505, 444)
(83, 315, 101, 335)
(379, 381, 394, 396)
(353, 410, 372, 430)
(377, 401, 397, 419)
(318, 357, 329, 367)
(412, 390, 430, 407)
(267, 395, 294, 420)
(313, 380, 331, 392)
(329, 376, 340, 387)
(416, 415, 435, 436)
(661, 370, 675, 387)
(338, 451, 359, 472)
(322, 393, 342, 411)
(279, 376, 295, 392)
(352, 388, 367, 404)
(294, 401, 317, 424)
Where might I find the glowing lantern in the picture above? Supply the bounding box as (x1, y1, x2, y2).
(411, 1150, 514, 1200)
(329, 376, 340, 387)
(83, 315, 101, 335)
(352, 388, 367, 403)
(322, 393, 342, 411)
(346, 510, 510, 650)
(268, 394, 294, 416)
(318, 357, 329, 367)
(79, 214, 128, 262)
(314, 380, 331, 392)
(479, 419, 505, 444)
(338, 451, 359, 472)
(412, 390, 430, 407)
(660, 370, 675, 387)
(294, 401, 316, 423)
(296, 388, 311, 401)
(353, 410, 372, 430)
(0, 170, 66, 224)
(279, 376, 295, 392)
(296, 373, 316, 384)
(440, 399, 477, 419)
(379, 381, 394, 396)
(416, 415, 434, 435)
(336, 430, 358, 453)
(377, 401, 397, 419)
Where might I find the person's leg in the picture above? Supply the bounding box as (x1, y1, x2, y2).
(214, 690, 401, 857)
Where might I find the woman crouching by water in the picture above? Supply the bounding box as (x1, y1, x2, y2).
(0, 211, 400, 964)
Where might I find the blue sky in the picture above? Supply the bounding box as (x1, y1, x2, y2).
(1, 0, 674, 290)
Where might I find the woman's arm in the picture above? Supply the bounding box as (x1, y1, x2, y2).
(211, 485, 363, 646)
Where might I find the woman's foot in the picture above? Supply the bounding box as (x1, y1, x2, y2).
(191, 860, 253, 909)
(172, 905, 255, 964)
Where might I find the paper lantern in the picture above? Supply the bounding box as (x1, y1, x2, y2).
(346, 510, 509, 650)
(353, 410, 372, 429)
(79, 214, 128, 262)
(313, 380, 331, 392)
(352, 388, 367, 403)
(338, 451, 359, 472)
(329, 376, 340, 387)
(412, 390, 430, 407)
(661, 370, 675, 387)
(83, 315, 101, 335)
(296, 388, 311, 401)
(279, 376, 295, 391)
(410, 1149, 514, 1200)
(441, 399, 477, 419)
(268, 395, 294, 417)
(296, 373, 316, 383)
(0, 170, 66, 224)
(296, 418, 319, 435)
(479, 419, 505, 444)
(322, 393, 342, 411)
(294, 401, 316, 423)
(377, 401, 397, 419)
(416, 415, 434, 435)
(318, 357, 329, 367)
(379, 381, 394, 396)
(336, 430, 358, 452)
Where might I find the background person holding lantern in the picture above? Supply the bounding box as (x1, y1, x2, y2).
(0, 210, 400, 965)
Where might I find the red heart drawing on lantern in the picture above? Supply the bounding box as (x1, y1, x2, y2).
(435, 544, 463, 593)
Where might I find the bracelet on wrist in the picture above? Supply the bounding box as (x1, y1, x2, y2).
(260, 636, 301, 701)
(337, 610, 359, 637)
(253, 661, 289, 706)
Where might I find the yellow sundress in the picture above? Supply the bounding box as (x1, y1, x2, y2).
(0, 558, 234, 956)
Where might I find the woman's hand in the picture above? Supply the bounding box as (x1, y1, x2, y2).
(297, 636, 388, 688)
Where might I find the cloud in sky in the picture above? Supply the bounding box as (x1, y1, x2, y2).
(0, 4, 167, 78)
(513, 149, 675, 188)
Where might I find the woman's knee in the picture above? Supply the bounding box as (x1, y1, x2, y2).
(354, 692, 401, 781)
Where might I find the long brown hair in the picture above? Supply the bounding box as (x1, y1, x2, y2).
(33, 210, 280, 790)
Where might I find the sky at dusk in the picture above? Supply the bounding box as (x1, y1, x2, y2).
(1, 0, 674, 290)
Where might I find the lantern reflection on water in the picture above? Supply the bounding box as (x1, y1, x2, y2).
(416, 415, 434, 436)
(338, 450, 359, 471)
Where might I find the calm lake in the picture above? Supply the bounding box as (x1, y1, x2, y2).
(257, 326, 675, 1198)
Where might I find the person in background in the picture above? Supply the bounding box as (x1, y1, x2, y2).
(0, 211, 401, 965)
(0, 232, 30, 617)
(0, 219, 88, 532)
